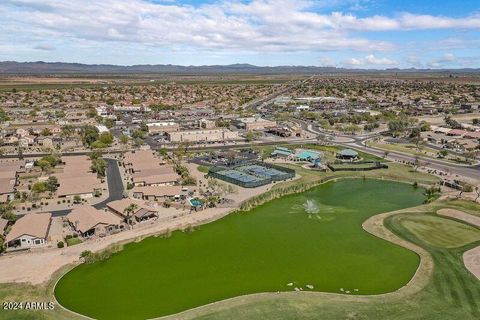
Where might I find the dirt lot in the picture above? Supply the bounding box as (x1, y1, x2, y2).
(418, 112, 480, 125)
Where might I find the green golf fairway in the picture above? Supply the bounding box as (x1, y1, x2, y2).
(55, 179, 425, 320)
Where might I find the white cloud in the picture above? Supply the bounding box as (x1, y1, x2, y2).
(1, 0, 479, 57)
(426, 53, 457, 68)
(343, 58, 364, 66)
(365, 54, 397, 65)
(343, 54, 397, 67)
(405, 55, 422, 68)
(319, 56, 336, 67)
(440, 53, 456, 62)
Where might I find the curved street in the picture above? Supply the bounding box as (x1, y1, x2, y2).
(301, 120, 480, 181)
(50, 158, 124, 217)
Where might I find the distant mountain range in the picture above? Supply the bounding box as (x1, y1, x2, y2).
(1, 61, 479, 75)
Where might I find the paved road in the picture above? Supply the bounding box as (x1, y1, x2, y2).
(50, 158, 124, 217)
(301, 121, 480, 181)
(93, 158, 124, 209)
(346, 140, 480, 181)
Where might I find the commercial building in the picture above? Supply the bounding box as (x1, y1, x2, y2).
(198, 119, 216, 129)
(146, 122, 180, 135)
(166, 129, 239, 143)
(233, 117, 277, 131)
(113, 105, 151, 113)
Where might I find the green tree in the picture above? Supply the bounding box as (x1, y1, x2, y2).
(438, 150, 449, 158)
(31, 182, 48, 193)
(0, 203, 16, 221)
(123, 203, 139, 226)
(36, 159, 52, 172)
(36, 154, 61, 171)
(0, 108, 9, 122)
(131, 129, 146, 140)
(98, 132, 113, 145)
(41, 128, 52, 136)
(55, 110, 65, 118)
(86, 107, 97, 118)
(158, 148, 167, 157)
(120, 135, 129, 144)
(61, 125, 75, 138)
(81, 125, 100, 147)
(46, 176, 58, 192)
(245, 131, 255, 142)
(91, 158, 107, 177)
(90, 141, 107, 149)
(103, 118, 115, 129)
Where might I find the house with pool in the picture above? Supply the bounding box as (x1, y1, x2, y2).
(188, 198, 204, 211)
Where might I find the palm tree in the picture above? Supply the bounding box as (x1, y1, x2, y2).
(123, 203, 138, 228)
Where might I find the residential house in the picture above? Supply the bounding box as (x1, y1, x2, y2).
(107, 199, 158, 223)
(131, 186, 185, 201)
(66, 206, 123, 238)
(5, 212, 51, 249)
(56, 156, 103, 198)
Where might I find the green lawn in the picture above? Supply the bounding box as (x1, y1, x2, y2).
(400, 214, 480, 248)
(196, 165, 210, 173)
(65, 237, 82, 247)
(274, 162, 439, 190)
(54, 179, 425, 320)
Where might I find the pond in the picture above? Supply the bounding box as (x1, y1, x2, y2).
(54, 179, 425, 320)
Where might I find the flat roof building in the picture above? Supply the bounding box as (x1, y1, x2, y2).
(166, 129, 239, 143)
(146, 122, 180, 135)
(233, 117, 277, 131)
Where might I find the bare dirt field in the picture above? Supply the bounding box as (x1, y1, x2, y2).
(418, 112, 480, 125)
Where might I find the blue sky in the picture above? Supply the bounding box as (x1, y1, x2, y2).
(0, 0, 479, 68)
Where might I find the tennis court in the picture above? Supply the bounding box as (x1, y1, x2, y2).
(208, 162, 295, 188)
